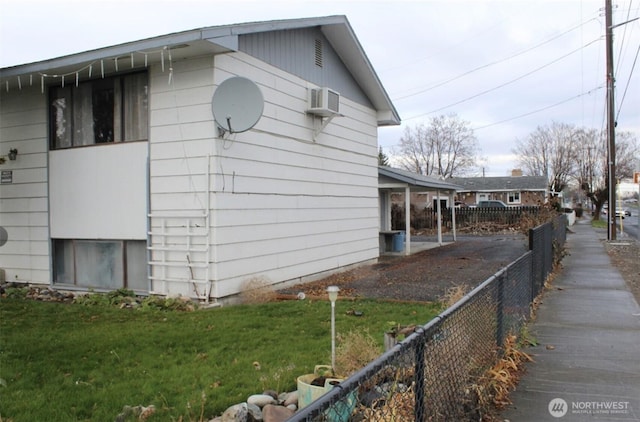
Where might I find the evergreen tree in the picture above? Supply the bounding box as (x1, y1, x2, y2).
(378, 146, 390, 166)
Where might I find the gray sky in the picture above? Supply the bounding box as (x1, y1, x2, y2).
(1, 0, 638, 176)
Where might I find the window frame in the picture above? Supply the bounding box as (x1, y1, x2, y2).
(507, 191, 522, 204)
(52, 239, 147, 291)
(49, 71, 148, 150)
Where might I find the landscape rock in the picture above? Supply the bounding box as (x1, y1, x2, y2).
(359, 389, 385, 407)
(114, 404, 155, 422)
(246, 402, 262, 421)
(262, 404, 294, 422)
(282, 391, 298, 407)
(247, 394, 277, 408)
(220, 403, 249, 422)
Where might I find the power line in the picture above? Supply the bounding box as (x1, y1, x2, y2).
(614, 0, 635, 72)
(379, 86, 605, 152)
(616, 40, 640, 121)
(392, 16, 599, 102)
(378, 10, 518, 75)
(403, 38, 602, 121)
(472, 85, 605, 131)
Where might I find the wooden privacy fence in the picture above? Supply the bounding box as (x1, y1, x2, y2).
(392, 205, 541, 230)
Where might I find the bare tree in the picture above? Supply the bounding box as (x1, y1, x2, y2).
(394, 114, 479, 177)
(574, 128, 604, 215)
(574, 128, 599, 195)
(513, 122, 579, 194)
(570, 129, 638, 219)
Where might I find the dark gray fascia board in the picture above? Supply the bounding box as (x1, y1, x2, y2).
(0, 29, 225, 78)
(379, 166, 462, 191)
(320, 18, 400, 126)
(1, 15, 400, 126)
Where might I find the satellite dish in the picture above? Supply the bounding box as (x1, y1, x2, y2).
(211, 77, 264, 135)
(0, 226, 7, 247)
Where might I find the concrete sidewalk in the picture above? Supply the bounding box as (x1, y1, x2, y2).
(501, 220, 640, 422)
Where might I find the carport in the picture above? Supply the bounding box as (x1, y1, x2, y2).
(378, 166, 462, 255)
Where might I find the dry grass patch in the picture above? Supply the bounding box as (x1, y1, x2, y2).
(469, 333, 533, 417)
(441, 284, 469, 307)
(239, 276, 276, 304)
(335, 329, 382, 377)
(359, 385, 415, 421)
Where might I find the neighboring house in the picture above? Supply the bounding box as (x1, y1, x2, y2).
(379, 166, 461, 253)
(619, 178, 639, 199)
(450, 170, 548, 206)
(0, 16, 400, 302)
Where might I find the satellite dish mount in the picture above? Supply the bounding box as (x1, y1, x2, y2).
(211, 77, 264, 138)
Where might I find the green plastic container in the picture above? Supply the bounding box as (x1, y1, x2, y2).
(296, 366, 357, 421)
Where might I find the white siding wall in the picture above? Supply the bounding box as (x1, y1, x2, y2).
(0, 87, 50, 284)
(148, 52, 381, 299)
(0, 50, 381, 298)
(147, 56, 217, 298)
(49, 143, 147, 239)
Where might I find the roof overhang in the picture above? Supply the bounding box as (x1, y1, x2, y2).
(0, 16, 400, 127)
(379, 166, 462, 192)
(317, 17, 400, 126)
(0, 30, 234, 90)
(456, 188, 549, 193)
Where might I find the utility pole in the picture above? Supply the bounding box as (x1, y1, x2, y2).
(605, 0, 616, 240)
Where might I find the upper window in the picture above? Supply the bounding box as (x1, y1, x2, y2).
(507, 191, 521, 204)
(50, 72, 148, 149)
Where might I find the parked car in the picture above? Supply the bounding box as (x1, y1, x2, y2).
(478, 200, 508, 208)
(602, 207, 631, 218)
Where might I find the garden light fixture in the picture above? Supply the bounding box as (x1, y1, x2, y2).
(327, 285, 339, 374)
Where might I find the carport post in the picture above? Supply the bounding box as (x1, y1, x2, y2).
(450, 191, 457, 241)
(405, 185, 411, 255)
(436, 190, 443, 245)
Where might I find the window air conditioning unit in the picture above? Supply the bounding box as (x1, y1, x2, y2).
(307, 87, 340, 117)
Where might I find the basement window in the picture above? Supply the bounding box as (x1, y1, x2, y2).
(53, 239, 147, 291)
(50, 72, 148, 149)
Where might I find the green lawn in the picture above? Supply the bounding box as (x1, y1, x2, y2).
(0, 295, 440, 421)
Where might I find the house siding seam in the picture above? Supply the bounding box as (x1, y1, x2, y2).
(0, 87, 51, 284)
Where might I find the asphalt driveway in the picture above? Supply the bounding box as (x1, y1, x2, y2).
(279, 233, 529, 302)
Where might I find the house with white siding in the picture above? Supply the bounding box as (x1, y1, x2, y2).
(0, 16, 400, 302)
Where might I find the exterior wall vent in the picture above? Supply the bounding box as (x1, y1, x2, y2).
(314, 39, 323, 67)
(307, 87, 340, 117)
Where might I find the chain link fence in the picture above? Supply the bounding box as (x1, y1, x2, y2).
(287, 214, 567, 422)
